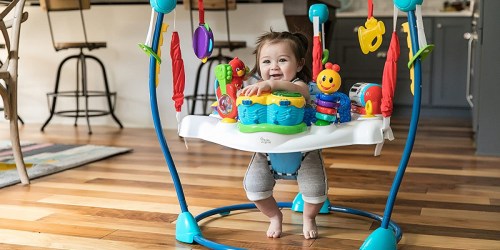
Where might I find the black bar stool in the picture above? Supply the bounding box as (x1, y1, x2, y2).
(39, 0, 123, 134)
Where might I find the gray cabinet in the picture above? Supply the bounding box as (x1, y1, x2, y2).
(431, 17, 471, 108)
(331, 16, 471, 117)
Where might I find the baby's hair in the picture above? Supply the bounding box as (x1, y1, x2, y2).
(250, 30, 312, 83)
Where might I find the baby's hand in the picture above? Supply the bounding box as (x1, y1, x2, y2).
(241, 81, 272, 96)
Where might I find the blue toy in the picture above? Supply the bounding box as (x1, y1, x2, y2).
(145, 0, 430, 249)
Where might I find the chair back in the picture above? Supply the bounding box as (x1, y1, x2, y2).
(40, 0, 90, 11)
(0, 0, 28, 73)
(185, 0, 236, 11)
(39, 0, 93, 51)
(0, 0, 30, 184)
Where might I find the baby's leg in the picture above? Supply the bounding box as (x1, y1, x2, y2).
(243, 153, 281, 238)
(297, 150, 328, 239)
(302, 201, 324, 239)
(254, 196, 283, 238)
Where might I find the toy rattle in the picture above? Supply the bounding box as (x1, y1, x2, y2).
(192, 0, 214, 63)
(358, 0, 386, 54)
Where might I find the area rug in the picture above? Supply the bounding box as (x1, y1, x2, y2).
(0, 141, 132, 188)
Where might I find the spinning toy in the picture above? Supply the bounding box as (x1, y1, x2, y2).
(214, 57, 248, 123)
(350, 82, 383, 115)
(144, 0, 434, 249)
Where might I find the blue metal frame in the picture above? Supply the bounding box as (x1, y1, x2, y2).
(194, 202, 402, 242)
(146, 5, 424, 250)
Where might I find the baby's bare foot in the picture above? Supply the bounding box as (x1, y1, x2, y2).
(266, 211, 283, 238)
(303, 218, 318, 239)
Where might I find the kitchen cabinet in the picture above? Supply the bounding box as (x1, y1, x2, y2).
(331, 16, 471, 117)
(430, 17, 471, 108)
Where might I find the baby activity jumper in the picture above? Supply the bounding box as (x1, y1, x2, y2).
(143, 0, 433, 249)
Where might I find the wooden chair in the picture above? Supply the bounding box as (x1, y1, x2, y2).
(184, 0, 247, 115)
(0, 42, 24, 124)
(39, 0, 123, 134)
(0, 0, 29, 184)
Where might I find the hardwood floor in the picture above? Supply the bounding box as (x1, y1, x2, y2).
(1, 119, 499, 249)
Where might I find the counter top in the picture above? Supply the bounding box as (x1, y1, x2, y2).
(337, 9, 473, 18)
(25, 0, 284, 5)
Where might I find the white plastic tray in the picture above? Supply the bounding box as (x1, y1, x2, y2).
(179, 115, 387, 153)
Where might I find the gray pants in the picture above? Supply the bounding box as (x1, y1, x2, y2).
(243, 150, 328, 204)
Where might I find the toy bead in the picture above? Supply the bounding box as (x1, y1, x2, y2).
(315, 99, 337, 108)
(316, 93, 336, 102)
(393, 0, 423, 12)
(316, 105, 337, 115)
(150, 0, 176, 14)
(308, 4, 329, 24)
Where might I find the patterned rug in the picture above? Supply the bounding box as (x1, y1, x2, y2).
(0, 141, 132, 188)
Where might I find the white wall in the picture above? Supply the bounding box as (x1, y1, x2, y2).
(16, 3, 287, 129)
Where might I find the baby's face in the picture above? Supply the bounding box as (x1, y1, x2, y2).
(258, 41, 301, 82)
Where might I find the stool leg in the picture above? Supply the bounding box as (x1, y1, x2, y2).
(75, 53, 82, 127)
(87, 55, 124, 129)
(17, 115, 24, 125)
(203, 58, 217, 115)
(80, 53, 93, 135)
(190, 61, 205, 115)
(41, 55, 79, 132)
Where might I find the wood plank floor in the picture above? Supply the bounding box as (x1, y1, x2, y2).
(1, 119, 499, 250)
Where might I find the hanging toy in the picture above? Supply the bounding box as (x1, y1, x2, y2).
(139, 0, 176, 88)
(308, 4, 329, 82)
(192, 0, 214, 63)
(374, 4, 400, 155)
(358, 0, 385, 54)
(380, 5, 400, 117)
(402, 22, 415, 95)
(171, 16, 186, 132)
(139, 0, 176, 63)
(404, 3, 434, 76)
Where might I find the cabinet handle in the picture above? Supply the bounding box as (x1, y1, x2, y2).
(436, 23, 442, 29)
(353, 26, 359, 33)
(464, 32, 478, 108)
(376, 51, 387, 58)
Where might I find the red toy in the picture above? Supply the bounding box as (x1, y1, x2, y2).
(215, 57, 248, 122)
(349, 82, 382, 115)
